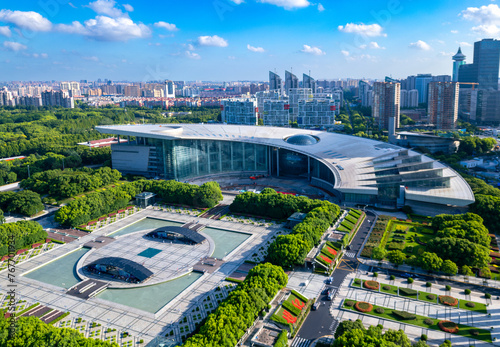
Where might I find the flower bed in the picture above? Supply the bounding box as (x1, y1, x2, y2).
(439, 295, 458, 307)
(354, 302, 373, 313)
(364, 280, 380, 290)
(438, 320, 459, 333)
(320, 255, 332, 264)
(326, 247, 337, 256)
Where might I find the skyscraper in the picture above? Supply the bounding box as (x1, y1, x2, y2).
(303, 73, 316, 93)
(165, 80, 176, 98)
(452, 47, 466, 82)
(428, 82, 459, 130)
(269, 71, 282, 91)
(373, 82, 400, 130)
(285, 70, 299, 91)
(459, 39, 500, 90)
(415, 74, 433, 104)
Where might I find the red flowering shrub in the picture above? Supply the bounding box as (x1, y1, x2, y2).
(364, 280, 380, 290)
(438, 320, 459, 333)
(354, 302, 373, 313)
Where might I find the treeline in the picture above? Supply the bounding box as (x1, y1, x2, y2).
(268, 204, 340, 268)
(230, 188, 335, 220)
(230, 189, 341, 268)
(0, 315, 118, 347)
(55, 180, 223, 227)
(0, 221, 47, 256)
(183, 263, 287, 347)
(21, 167, 122, 199)
(466, 175, 500, 233)
(0, 190, 44, 217)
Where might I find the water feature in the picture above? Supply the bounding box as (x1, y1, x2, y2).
(24, 248, 89, 289)
(202, 227, 251, 259)
(109, 218, 182, 237)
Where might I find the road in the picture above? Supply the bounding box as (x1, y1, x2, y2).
(292, 211, 377, 344)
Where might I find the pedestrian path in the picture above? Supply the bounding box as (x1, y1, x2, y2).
(344, 251, 356, 258)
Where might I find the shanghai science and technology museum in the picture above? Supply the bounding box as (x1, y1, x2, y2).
(96, 124, 475, 212)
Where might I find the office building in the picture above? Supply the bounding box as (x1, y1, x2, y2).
(165, 81, 176, 98)
(303, 73, 317, 93)
(428, 82, 459, 129)
(41, 90, 74, 108)
(269, 71, 282, 91)
(415, 74, 433, 104)
(285, 71, 299, 91)
(452, 48, 466, 82)
(221, 98, 258, 125)
(373, 82, 400, 130)
(359, 81, 372, 107)
(459, 39, 500, 90)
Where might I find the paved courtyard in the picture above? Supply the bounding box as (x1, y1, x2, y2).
(0, 205, 285, 345)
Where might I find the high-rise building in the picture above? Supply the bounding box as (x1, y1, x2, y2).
(165, 80, 175, 98)
(221, 98, 258, 125)
(303, 73, 316, 93)
(459, 39, 500, 90)
(358, 80, 372, 107)
(373, 82, 400, 130)
(428, 82, 459, 129)
(297, 99, 337, 126)
(285, 70, 299, 91)
(124, 86, 141, 97)
(41, 90, 74, 108)
(452, 47, 466, 82)
(269, 71, 282, 91)
(288, 88, 312, 123)
(415, 74, 433, 104)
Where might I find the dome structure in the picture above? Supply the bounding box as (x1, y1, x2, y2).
(284, 134, 319, 146)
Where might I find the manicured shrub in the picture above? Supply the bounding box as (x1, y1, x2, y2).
(424, 318, 434, 325)
(364, 281, 380, 290)
(407, 278, 414, 284)
(421, 334, 427, 341)
(438, 320, 459, 333)
(464, 289, 471, 295)
(426, 294, 436, 301)
(390, 275, 395, 280)
(426, 282, 432, 287)
(470, 329, 479, 336)
(354, 302, 373, 313)
(392, 310, 416, 320)
(345, 301, 355, 307)
(382, 285, 391, 291)
(445, 285, 451, 291)
(465, 302, 475, 308)
(439, 295, 458, 307)
(375, 307, 384, 314)
(486, 293, 492, 299)
(354, 278, 361, 285)
(399, 288, 417, 297)
(373, 272, 378, 277)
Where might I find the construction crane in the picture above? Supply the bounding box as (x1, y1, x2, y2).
(458, 82, 479, 90)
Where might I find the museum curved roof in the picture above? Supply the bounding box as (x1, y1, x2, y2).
(147, 226, 206, 244)
(95, 124, 475, 207)
(88, 257, 154, 281)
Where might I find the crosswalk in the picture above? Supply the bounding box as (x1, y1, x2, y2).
(291, 337, 311, 347)
(344, 251, 356, 258)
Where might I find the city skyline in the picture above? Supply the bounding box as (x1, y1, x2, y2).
(1, 1, 500, 81)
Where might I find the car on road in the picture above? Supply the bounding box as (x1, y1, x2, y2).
(322, 288, 329, 295)
(399, 273, 412, 278)
(312, 301, 320, 310)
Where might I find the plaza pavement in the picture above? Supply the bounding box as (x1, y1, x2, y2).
(0, 205, 285, 345)
(331, 271, 500, 347)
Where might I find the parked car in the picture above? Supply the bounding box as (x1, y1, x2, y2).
(326, 277, 333, 285)
(312, 301, 320, 311)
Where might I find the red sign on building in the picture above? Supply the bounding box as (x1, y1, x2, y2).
(284, 104, 290, 110)
(330, 106, 336, 111)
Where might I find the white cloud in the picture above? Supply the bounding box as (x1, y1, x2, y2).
(318, 3, 325, 12)
(154, 21, 179, 31)
(40, 53, 48, 58)
(228, 55, 236, 59)
(461, 4, 500, 36)
(197, 35, 228, 47)
(409, 40, 431, 51)
(458, 41, 472, 47)
(247, 44, 265, 52)
(341, 50, 350, 57)
(301, 44, 325, 55)
(230, 0, 244, 3)
(451, 30, 459, 34)
(0, 10, 52, 32)
(257, 0, 310, 10)
(82, 56, 99, 62)
(148, 42, 161, 46)
(3, 41, 27, 51)
(87, 0, 125, 18)
(186, 43, 195, 51)
(57, 16, 151, 41)
(0, 27, 11, 37)
(364, 41, 384, 49)
(186, 51, 200, 59)
(340, 50, 376, 61)
(338, 23, 386, 37)
(123, 4, 134, 12)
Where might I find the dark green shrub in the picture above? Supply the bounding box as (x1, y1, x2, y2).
(354, 278, 361, 285)
(424, 318, 434, 325)
(392, 310, 416, 320)
(390, 275, 395, 280)
(407, 278, 414, 284)
(486, 293, 492, 299)
(399, 288, 417, 296)
(426, 282, 432, 287)
(373, 272, 378, 277)
(345, 301, 355, 307)
(375, 307, 384, 314)
(421, 334, 427, 341)
(382, 285, 391, 291)
(464, 289, 471, 295)
(445, 285, 451, 291)
(466, 302, 475, 308)
(426, 294, 436, 300)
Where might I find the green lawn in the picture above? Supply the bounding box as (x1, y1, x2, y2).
(418, 291, 438, 304)
(382, 220, 434, 258)
(459, 300, 488, 314)
(343, 299, 492, 343)
(352, 279, 361, 288)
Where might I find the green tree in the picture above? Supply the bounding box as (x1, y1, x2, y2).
(419, 252, 443, 272)
(334, 319, 365, 339)
(371, 246, 387, 260)
(267, 235, 309, 268)
(441, 260, 458, 275)
(387, 250, 406, 265)
(460, 265, 474, 276)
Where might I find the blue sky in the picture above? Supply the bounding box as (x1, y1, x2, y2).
(0, 0, 499, 81)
